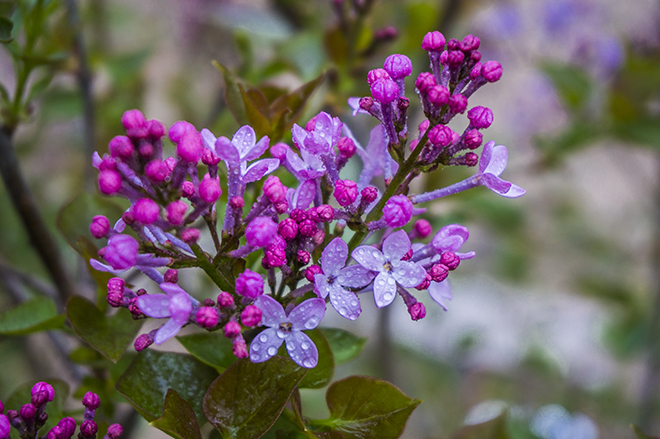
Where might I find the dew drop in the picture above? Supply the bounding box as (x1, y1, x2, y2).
(339, 307, 347, 315)
(387, 277, 395, 285)
(305, 318, 318, 329)
(252, 354, 260, 361)
(351, 300, 358, 306)
(384, 293, 393, 301)
(259, 334, 268, 342)
(303, 358, 315, 368)
(302, 342, 310, 350)
(371, 250, 380, 258)
(253, 344, 260, 351)
(267, 347, 277, 356)
(277, 330, 286, 339)
(289, 342, 296, 349)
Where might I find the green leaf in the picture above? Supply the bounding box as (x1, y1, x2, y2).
(203, 356, 308, 439)
(450, 413, 511, 439)
(0, 16, 13, 43)
(0, 297, 65, 335)
(213, 61, 249, 126)
(298, 329, 334, 389)
(319, 328, 366, 365)
(540, 63, 592, 111)
(66, 296, 142, 362)
(5, 380, 68, 438)
(116, 350, 218, 424)
(176, 332, 237, 372)
(269, 72, 325, 142)
(315, 376, 421, 439)
(150, 389, 203, 439)
(632, 424, 660, 439)
(239, 84, 272, 138)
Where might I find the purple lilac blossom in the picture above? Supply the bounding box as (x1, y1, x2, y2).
(344, 123, 399, 190)
(314, 237, 375, 320)
(136, 283, 197, 344)
(352, 230, 426, 307)
(250, 295, 326, 368)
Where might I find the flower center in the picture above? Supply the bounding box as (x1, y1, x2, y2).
(279, 322, 293, 332)
(326, 275, 336, 285)
(383, 261, 393, 273)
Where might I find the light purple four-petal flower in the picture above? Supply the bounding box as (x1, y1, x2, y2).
(476, 141, 525, 198)
(352, 230, 426, 308)
(250, 295, 326, 368)
(136, 283, 195, 344)
(314, 237, 375, 320)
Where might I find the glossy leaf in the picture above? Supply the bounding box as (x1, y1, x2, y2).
(450, 413, 511, 439)
(0, 297, 65, 335)
(317, 376, 421, 439)
(116, 350, 218, 424)
(213, 61, 249, 125)
(319, 328, 366, 365)
(66, 296, 142, 362)
(5, 380, 68, 438)
(240, 84, 271, 139)
(203, 356, 307, 439)
(633, 425, 660, 439)
(176, 332, 237, 371)
(151, 389, 203, 439)
(298, 329, 334, 389)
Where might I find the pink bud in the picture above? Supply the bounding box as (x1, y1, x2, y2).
(383, 195, 413, 228)
(316, 204, 334, 222)
(305, 265, 322, 283)
(482, 61, 502, 82)
(82, 392, 100, 410)
(460, 34, 480, 52)
(467, 106, 493, 129)
(217, 292, 234, 308)
(422, 31, 445, 51)
(106, 424, 124, 439)
(415, 72, 436, 93)
(383, 54, 412, 79)
(20, 404, 36, 420)
(464, 130, 483, 149)
(229, 196, 245, 209)
(89, 215, 110, 239)
(428, 85, 450, 106)
(232, 337, 248, 359)
(334, 180, 358, 206)
(164, 269, 179, 283)
(98, 170, 122, 195)
(145, 159, 169, 183)
(428, 125, 455, 148)
(290, 209, 307, 223)
(181, 181, 195, 198)
(180, 228, 200, 244)
(270, 142, 289, 160)
(448, 94, 468, 114)
(414, 219, 432, 238)
(121, 110, 148, 138)
(440, 251, 460, 270)
(263, 176, 286, 203)
(196, 307, 218, 329)
(202, 149, 220, 165)
(108, 136, 134, 159)
(241, 305, 262, 327)
(168, 121, 195, 143)
(429, 263, 449, 282)
(176, 132, 204, 164)
(408, 302, 426, 321)
(367, 68, 391, 85)
(166, 200, 188, 226)
(80, 420, 98, 438)
(278, 218, 298, 240)
(148, 120, 166, 138)
(134, 333, 154, 352)
(223, 321, 241, 338)
(337, 137, 356, 158)
(370, 78, 399, 104)
(299, 219, 317, 237)
(235, 269, 264, 299)
(31, 382, 54, 404)
(199, 174, 221, 203)
(361, 186, 378, 204)
(297, 250, 311, 265)
(133, 198, 160, 224)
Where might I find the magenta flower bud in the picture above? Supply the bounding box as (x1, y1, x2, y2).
(148, 120, 166, 139)
(414, 219, 432, 238)
(134, 333, 153, 352)
(0, 400, 4, 413)
(180, 228, 200, 244)
(168, 121, 193, 142)
(177, 132, 204, 164)
(138, 143, 154, 159)
(299, 219, 317, 237)
(98, 157, 117, 172)
(232, 337, 248, 359)
(246, 217, 277, 247)
(460, 34, 480, 51)
(313, 229, 325, 246)
(128, 297, 143, 318)
(337, 137, 356, 158)
(367, 68, 391, 86)
(166, 201, 188, 226)
(334, 180, 358, 207)
(317, 204, 334, 222)
(20, 404, 36, 420)
(270, 142, 289, 160)
(217, 292, 234, 308)
(164, 269, 178, 283)
(290, 209, 307, 223)
(121, 109, 148, 138)
(81, 420, 98, 438)
(383, 195, 413, 228)
(229, 196, 245, 209)
(464, 130, 483, 149)
(204, 299, 215, 307)
(440, 251, 460, 270)
(108, 136, 134, 159)
(448, 94, 468, 114)
(427, 85, 450, 106)
(133, 198, 160, 224)
(408, 302, 426, 321)
(181, 181, 195, 198)
(359, 97, 374, 112)
(196, 307, 218, 329)
(446, 50, 464, 67)
(263, 176, 286, 203)
(383, 54, 412, 79)
(439, 50, 448, 64)
(307, 207, 319, 223)
(274, 201, 288, 214)
(305, 115, 318, 131)
(467, 106, 493, 129)
(201, 148, 220, 166)
(297, 250, 311, 265)
(223, 321, 241, 338)
(82, 392, 100, 410)
(428, 125, 455, 147)
(241, 305, 262, 327)
(58, 417, 76, 438)
(471, 51, 482, 62)
(415, 72, 436, 93)
(107, 291, 123, 308)
(375, 25, 397, 40)
(305, 265, 322, 283)
(199, 175, 221, 203)
(107, 278, 124, 294)
(470, 62, 482, 79)
(89, 215, 110, 239)
(235, 269, 264, 299)
(164, 157, 177, 172)
(446, 38, 460, 50)
(278, 218, 298, 240)
(101, 234, 139, 270)
(263, 245, 286, 268)
(98, 170, 122, 195)
(106, 424, 123, 439)
(370, 79, 399, 104)
(421, 31, 445, 51)
(361, 186, 378, 204)
(482, 61, 503, 82)
(0, 414, 10, 439)
(145, 159, 169, 183)
(31, 382, 54, 403)
(429, 263, 449, 282)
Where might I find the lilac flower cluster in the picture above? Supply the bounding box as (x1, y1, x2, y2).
(0, 383, 122, 439)
(89, 30, 524, 369)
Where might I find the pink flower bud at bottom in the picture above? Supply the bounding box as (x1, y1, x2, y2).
(334, 180, 358, 206)
(278, 218, 298, 240)
(337, 137, 356, 158)
(145, 159, 169, 183)
(217, 292, 234, 308)
(106, 424, 124, 439)
(263, 176, 286, 203)
(290, 209, 307, 223)
(229, 197, 245, 209)
(89, 216, 110, 239)
(232, 337, 248, 359)
(31, 382, 54, 404)
(134, 333, 154, 352)
(181, 181, 195, 198)
(223, 321, 241, 338)
(196, 307, 218, 329)
(199, 175, 221, 203)
(429, 263, 449, 282)
(408, 302, 426, 321)
(383, 195, 413, 228)
(0, 415, 9, 439)
(440, 251, 460, 270)
(360, 186, 378, 204)
(58, 417, 76, 438)
(133, 199, 160, 224)
(235, 270, 264, 299)
(98, 170, 122, 195)
(167, 201, 188, 226)
(414, 219, 432, 238)
(80, 420, 98, 438)
(83, 392, 100, 410)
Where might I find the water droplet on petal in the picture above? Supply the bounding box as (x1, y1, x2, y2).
(267, 347, 277, 356)
(303, 358, 315, 368)
(302, 342, 310, 350)
(253, 343, 260, 351)
(372, 250, 380, 258)
(277, 330, 286, 339)
(384, 293, 393, 301)
(305, 318, 318, 329)
(339, 307, 347, 315)
(259, 334, 268, 342)
(253, 354, 260, 361)
(387, 277, 395, 285)
(351, 300, 358, 306)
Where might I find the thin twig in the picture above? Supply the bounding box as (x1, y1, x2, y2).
(0, 258, 58, 299)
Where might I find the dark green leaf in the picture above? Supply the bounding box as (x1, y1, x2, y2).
(319, 328, 366, 365)
(323, 27, 348, 65)
(632, 424, 660, 439)
(116, 350, 218, 424)
(298, 329, 334, 389)
(450, 412, 511, 439)
(269, 72, 325, 142)
(66, 296, 142, 362)
(541, 63, 592, 111)
(315, 376, 421, 439)
(0, 297, 65, 335)
(203, 356, 307, 439)
(0, 16, 12, 43)
(176, 332, 237, 372)
(240, 84, 271, 139)
(213, 61, 249, 126)
(0, 1, 16, 18)
(6, 380, 68, 438)
(151, 389, 203, 439)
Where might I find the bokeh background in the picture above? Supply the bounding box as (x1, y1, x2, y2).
(1, 0, 659, 438)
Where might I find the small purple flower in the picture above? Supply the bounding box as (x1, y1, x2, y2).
(106, 424, 123, 439)
(250, 295, 326, 368)
(314, 238, 375, 320)
(241, 305, 262, 327)
(136, 283, 195, 344)
(422, 31, 445, 51)
(31, 382, 54, 405)
(352, 230, 427, 307)
(477, 141, 526, 198)
(291, 112, 342, 156)
(198, 174, 221, 203)
(383, 195, 413, 228)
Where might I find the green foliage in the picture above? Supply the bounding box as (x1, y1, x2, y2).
(116, 350, 218, 424)
(203, 356, 307, 439)
(176, 332, 237, 372)
(540, 63, 592, 112)
(66, 296, 142, 362)
(632, 424, 660, 439)
(319, 328, 366, 365)
(298, 329, 334, 389)
(0, 296, 65, 335)
(150, 389, 203, 439)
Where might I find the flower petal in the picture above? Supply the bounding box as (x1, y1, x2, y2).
(329, 286, 361, 320)
(312, 112, 335, 145)
(483, 143, 508, 176)
(169, 292, 193, 324)
(294, 179, 316, 210)
(373, 272, 397, 307)
(501, 182, 526, 198)
(478, 140, 495, 173)
(337, 265, 375, 288)
(482, 173, 513, 196)
(135, 254, 171, 267)
(254, 295, 287, 328)
(428, 280, 453, 311)
(382, 230, 411, 261)
(392, 260, 427, 288)
(303, 131, 330, 155)
(291, 124, 308, 150)
(285, 331, 318, 368)
(352, 246, 385, 272)
(431, 224, 469, 252)
(314, 274, 331, 299)
(136, 294, 171, 318)
(250, 327, 283, 363)
(232, 125, 257, 158)
(243, 135, 270, 162)
(321, 237, 348, 275)
(201, 128, 216, 151)
(288, 298, 326, 331)
(154, 318, 183, 345)
(214, 137, 240, 168)
(242, 158, 280, 184)
(89, 259, 125, 275)
(159, 283, 187, 297)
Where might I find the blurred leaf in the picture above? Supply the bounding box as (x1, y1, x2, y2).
(541, 63, 592, 111)
(6, 380, 68, 438)
(270, 72, 325, 142)
(0, 16, 12, 43)
(632, 424, 660, 439)
(319, 328, 365, 365)
(116, 350, 218, 424)
(105, 50, 151, 83)
(213, 61, 249, 126)
(535, 122, 601, 166)
(176, 332, 237, 372)
(0, 297, 64, 335)
(0, 1, 16, 18)
(313, 376, 421, 439)
(298, 329, 334, 389)
(203, 356, 307, 439)
(66, 296, 142, 362)
(324, 27, 348, 65)
(610, 119, 660, 148)
(26, 72, 54, 102)
(69, 345, 104, 365)
(575, 277, 637, 308)
(240, 84, 272, 138)
(151, 389, 203, 439)
(450, 413, 511, 439)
